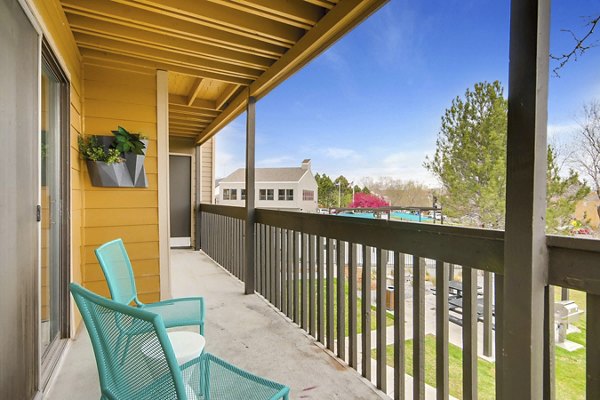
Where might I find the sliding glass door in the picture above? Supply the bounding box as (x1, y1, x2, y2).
(39, 41, 70, 384)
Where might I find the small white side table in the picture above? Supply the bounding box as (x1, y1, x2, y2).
(141, 331, 206, 365)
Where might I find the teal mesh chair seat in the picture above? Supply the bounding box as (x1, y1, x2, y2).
(95, 238, 205, 334)
(70, 283, 290, 400)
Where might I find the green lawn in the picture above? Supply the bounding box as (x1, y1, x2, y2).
(284, 278, 394, 336)
(367, 288, 587, 399)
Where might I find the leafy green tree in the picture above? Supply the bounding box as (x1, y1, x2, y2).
(424, 81, 507, 228)
(315, 173, 336, 207)
(424, 81, 589, 233)
(546, 146, 590, 234)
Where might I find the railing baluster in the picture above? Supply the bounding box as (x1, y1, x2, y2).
(462, 266, 478, 400)
(287, 230, 294, 319)
(362, 245, 372, 381)
(349, 243, 358, 369)
(275, 227, 281, 309)
(302, 233, 308, 330)
(317, 236, 325, 344)
(588, 293, 600, 398)
(327, 238, 335, 351)
(269, 226, 275, 303)
(543, 285, 555, 400)
(494, 273, 504, 400)
(394, 252, 405, 400)
(483, 271, 493, 357)
(376, 248, 387, 392)
(436, 261, 449, 400)
(309, 234, 316, 338)
(294, 231, 300, 325)
(337, 240, 346, 361)
(413, 255, 425, 400)
(281, 229, 288, 317)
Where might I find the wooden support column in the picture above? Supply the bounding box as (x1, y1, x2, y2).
(245, 95, 256, 294)
(195, 144, 202, 251)
(503, 0, 550, 398)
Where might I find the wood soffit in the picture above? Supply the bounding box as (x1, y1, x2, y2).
(60, 0, 387, 142)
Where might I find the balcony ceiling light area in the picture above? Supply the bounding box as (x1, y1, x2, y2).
(61, 0, 387, 142)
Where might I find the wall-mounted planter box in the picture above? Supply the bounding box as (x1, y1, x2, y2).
(86, 136, 148, 188)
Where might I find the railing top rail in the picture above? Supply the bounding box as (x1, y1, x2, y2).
(199, 205, 600, 289)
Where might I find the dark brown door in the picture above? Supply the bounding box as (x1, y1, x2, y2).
(170, 155, 192, 247)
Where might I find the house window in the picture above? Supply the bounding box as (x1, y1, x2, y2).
(303, 190, 314, 201)
(278, 189, 285, 201)
(230, 189, 237, 200)
(286, 189, 293, 201)
(223, 189, 230, 200)
(267, 189, 274, 200)
(241, 189, 246, 200)
(260, 189, 274, 200)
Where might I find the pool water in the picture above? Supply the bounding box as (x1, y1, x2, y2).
(337, 211, 433, 222)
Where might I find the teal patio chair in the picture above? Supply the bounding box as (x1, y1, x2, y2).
(70, 283, 290, 400)
(95, 238, 205, 335)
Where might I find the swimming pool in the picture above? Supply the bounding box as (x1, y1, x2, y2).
(337, 211, 433, 222)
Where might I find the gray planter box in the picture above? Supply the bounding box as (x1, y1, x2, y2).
(86, 160, 133, 187)
(86, 136, 148, 188)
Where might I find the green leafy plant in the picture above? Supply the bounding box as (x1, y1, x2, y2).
(111, 126, 146, 155)
(78, 135, 124, 165)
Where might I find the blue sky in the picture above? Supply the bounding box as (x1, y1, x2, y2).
(215, 0, 600, 187)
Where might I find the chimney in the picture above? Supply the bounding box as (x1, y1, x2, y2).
(301, 159, 311, 171)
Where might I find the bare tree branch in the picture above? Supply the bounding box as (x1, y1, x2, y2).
(550, 15, 599, 77)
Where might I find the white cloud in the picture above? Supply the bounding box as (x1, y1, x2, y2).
(322, 147, 360, 160)
(548, 123, 577, 138)
(257, 156, 294, 167)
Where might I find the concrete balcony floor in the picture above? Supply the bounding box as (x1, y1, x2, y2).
(46, 249, 385, 399)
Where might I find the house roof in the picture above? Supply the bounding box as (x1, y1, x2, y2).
(220, 167, 307, 183)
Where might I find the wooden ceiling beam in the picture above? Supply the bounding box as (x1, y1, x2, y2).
(187, 78, 204, 106)
(206, 0, 325, 30)
(215, 84, 241, 110)
(81, 49, 251, 86)
(169, 94, 217, 111)
(197, 0, 387, 143)
(67, 14, 275, 69)
(303, 0, 336, 10)
(169, 105, 219, 118)
(116, 0, 304, 47)
(75, 32, 261, 81)
(170, 114, 214, 124)
(170, 120, 209, 129)
(170, 132, 198, 138)
(62, 0, 287, 58)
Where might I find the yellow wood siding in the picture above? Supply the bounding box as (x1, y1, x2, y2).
(201, 139, 215, 203)
(82, 64, 159, 302)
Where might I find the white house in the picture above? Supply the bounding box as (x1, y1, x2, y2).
(217, 160, 318, 212)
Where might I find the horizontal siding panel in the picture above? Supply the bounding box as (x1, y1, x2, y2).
(72, 189, 82, 212)
(84, 65, 156, 88)
(71, 89, 82, 115)
(84, 189, 157, 209)
(84, 258, 159, 282)
(84, 225, 159, 245)
(85, 81, 156, 107)
(86, 208, 158, 227)
(85, 117, 157, 138)
(138, 292, 160, 303)
(85, 275, 159, 297)
(70, 105, 81, 133)
(85, 99, 156, 124)
(84, 241, 160, 264)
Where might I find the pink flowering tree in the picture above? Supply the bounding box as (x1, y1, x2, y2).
(348, 193, 390, 208)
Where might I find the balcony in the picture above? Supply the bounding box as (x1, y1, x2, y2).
(46, 249, 386, 399)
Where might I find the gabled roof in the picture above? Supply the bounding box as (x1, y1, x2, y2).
(220, 167, 307, 183)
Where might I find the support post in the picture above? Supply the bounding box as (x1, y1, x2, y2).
(503, 0, 550, 398)
(195, 144, 202, 251)
(245, 95, 256, 294)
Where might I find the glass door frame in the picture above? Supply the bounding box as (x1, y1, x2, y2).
(39, 38, 70, 389)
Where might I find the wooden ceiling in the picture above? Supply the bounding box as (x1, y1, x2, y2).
(61, 0, 387, 143)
